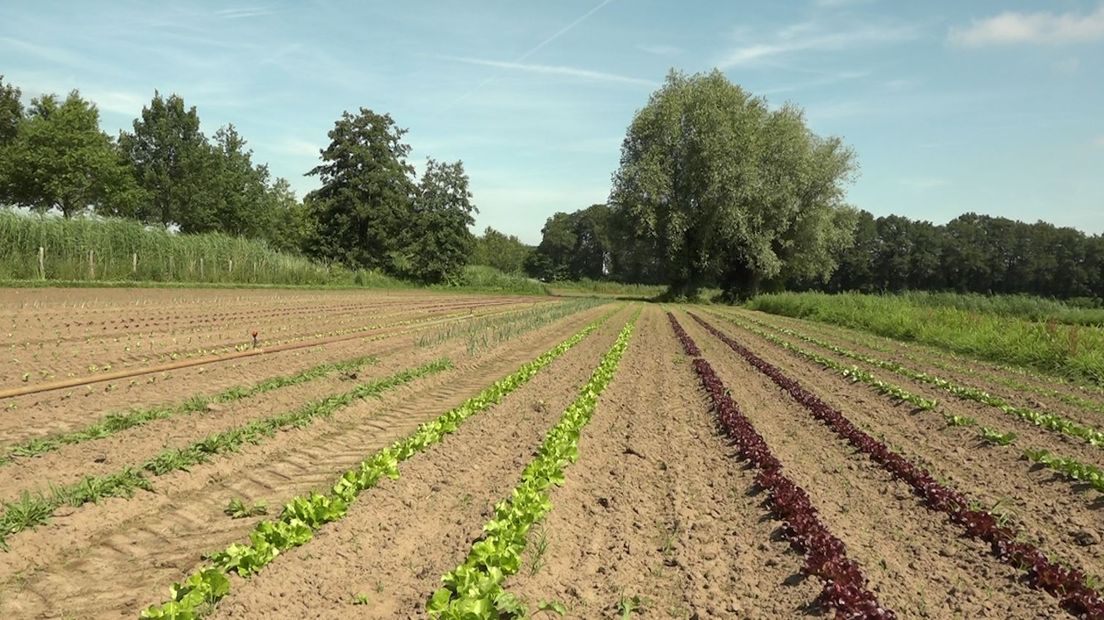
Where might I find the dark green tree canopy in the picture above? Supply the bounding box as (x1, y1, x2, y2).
(304, 109, 416, 271)
(470, 227, 533, 275)
(0, 90, 139, 218)
(118, 92, 209, 227)
(0, 75, 23, 147)
(398, 158, 477, 283)
(610, 70, 858, 299)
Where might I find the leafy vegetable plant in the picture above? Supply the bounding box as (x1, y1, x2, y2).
(140, 310, 617, 619)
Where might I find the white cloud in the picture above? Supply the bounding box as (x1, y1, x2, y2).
(1094, 135, 1104, 147)
(950, 4, 1104, 46)
(442, 57, 655, 87)
(716, 21, 920, 68)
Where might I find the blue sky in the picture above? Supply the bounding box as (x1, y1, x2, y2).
(2, 0, 1103, 243)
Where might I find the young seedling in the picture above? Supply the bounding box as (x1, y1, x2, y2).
(351, 593, 370, 606)
(224, 498, 268, 519)
(980, 427, 1017, 446)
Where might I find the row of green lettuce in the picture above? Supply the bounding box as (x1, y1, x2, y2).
(139, 307, 621, 618)
(428, 311, 638, 618)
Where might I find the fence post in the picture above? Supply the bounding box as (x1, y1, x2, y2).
(228, 258, 233, 274)
(88, 249, 95, 280)
(199, 257, 205, 279)
(38, 246, 45, 280)
(132, 252, 138, 275)
(168, 254, 174, 280)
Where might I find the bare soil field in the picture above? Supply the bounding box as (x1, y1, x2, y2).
(0, 289, 1101, 619)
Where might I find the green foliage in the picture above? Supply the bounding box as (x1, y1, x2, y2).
(141, 311, 617, 618)
(303, 108, 416, 272)
(0, 90, 141, 218)
(610, 70, 857, 299)
(117, 92, 210, 227)
(224, 498, 268, 519)
(526, 205, 612, 282)
(0, 75, 22, 146)
(452, 266, 546, 295)
(979, 427, 1017, 446)
(1024, 449, 1104, 492)
(746, 292, 1104, 385)
(0, 209, 364, 285)
(470, 227, 533, 275)
(429, 313, 638, 619)
(399, 158, 477, 284)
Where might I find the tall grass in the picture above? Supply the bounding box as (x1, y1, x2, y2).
(449, 265, 547, 295)
(746, 291, 1104, 386)
(0, 211, 359, 286)
(897, 291, 1104, 326)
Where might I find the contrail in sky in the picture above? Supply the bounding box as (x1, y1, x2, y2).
(437, 0, 618, 114)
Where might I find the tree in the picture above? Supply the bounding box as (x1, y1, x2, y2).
(610, 70, 858, 299)
(118, 92, 210, 227)
(398, 158, 477, 283)
(0, 75, 22, 147)
(262, 178, 310, 254)
(205, 124, 272, 237)
(470, 227, 532, 274)
(525, 212, 578, 281)
(303, 109, 415, 271)
(569, 204, 612, 280)
(0, 91, 140, 217)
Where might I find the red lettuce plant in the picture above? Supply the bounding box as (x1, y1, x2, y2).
(690, 313, 1104, 619)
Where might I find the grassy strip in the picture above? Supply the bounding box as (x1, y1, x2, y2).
(755, 310, 1104, 418)
(139, 309, 620, 619)
(745, 292, 1104, 385)
(0, 359, 450, 551)
(0, 355, 379, 465)
(427, 311, 638, 618)
(708, 310, 937, 410)
(727, 310, 1104, 448)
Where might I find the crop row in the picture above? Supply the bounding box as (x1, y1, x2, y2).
(752, 309, 1104, 413)
(669, 313, 892, 618)
(728, 311, 1104, 499)
(140, 309, 619, 618)
(709, 311, 936, 410)
(0, 354, 380, 465)
(727, 311, 1104, 449)
(0, 359, 451, 551)
(691, 313, 1104, 618)
(428, 311, 638, 618)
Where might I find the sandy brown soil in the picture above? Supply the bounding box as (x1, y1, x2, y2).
(678, 310, 1065, 619)
(208, 306, 635, 619)
(503, 307, 819, 619)
(0, 299, 543, 446)
(0, 301, 611, 619)
(698, 311, 1104, 591)
(0, 287, 543, 391)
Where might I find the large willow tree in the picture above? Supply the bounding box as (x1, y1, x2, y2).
(610, 70, 858, 299)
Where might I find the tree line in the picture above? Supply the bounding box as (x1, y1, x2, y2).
(0, 76, 479, 283)
(520, 70, 1102, 301)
